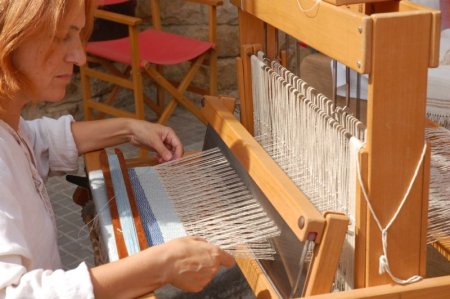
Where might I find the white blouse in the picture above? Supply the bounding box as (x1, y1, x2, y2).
(0, 116, 94, 299)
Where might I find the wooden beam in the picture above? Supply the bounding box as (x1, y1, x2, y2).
(234, 0, 372, 73)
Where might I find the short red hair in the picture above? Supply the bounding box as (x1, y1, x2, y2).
(0, 0, 97, 100)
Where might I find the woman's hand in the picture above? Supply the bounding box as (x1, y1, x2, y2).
(72, 118, 183, 160)
(89, 236, 235, 299)
(128, 120, 183, 162)
(160, 236, 235, 292)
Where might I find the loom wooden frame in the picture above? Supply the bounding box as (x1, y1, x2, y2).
(230, 0, 450, 297)
(201, 96, 351, 296)
(84, 95, 350, 297)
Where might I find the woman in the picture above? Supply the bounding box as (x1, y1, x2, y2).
(0, 0, 234, 298)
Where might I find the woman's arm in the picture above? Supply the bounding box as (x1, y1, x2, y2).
(71, 118, 183, 161)
(72, 119, 234, 297)
(89, 236, 235, 299)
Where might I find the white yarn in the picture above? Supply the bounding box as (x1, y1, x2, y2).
(356, 142, 427, 285)
(251, 53, 364, 290)
(425, 127, 450, 246)
(153, 148, 280, 259)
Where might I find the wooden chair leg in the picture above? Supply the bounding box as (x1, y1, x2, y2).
(145, 56, 208, 124)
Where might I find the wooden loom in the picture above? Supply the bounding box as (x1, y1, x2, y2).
(81, 0, 450, 298)
(230, 0, 450, 298)
(85, 94, 350, 297)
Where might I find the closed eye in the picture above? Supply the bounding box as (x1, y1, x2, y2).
(55, 25, 82, 42)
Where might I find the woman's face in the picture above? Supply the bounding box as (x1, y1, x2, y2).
(12, 3, 86, 103)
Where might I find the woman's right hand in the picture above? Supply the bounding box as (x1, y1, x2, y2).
(161, 236, 235, 292)
(89, 236, 235, 299)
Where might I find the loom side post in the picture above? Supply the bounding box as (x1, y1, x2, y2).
(238, 44, 262, 133)
(303, 212, 350, 296)
(362, 10, 433, 287)
(235, 5, 268, 132)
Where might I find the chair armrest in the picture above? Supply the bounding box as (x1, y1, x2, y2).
(95, 9, 142, 26)
(184, 0, 223, 7)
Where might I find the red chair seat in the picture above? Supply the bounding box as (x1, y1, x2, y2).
(86, 29, 214, 66)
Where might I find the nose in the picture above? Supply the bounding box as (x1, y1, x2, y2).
(66, 38, 87, 66)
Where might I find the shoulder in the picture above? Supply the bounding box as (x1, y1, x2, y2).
(0, 121, 22, 166)
(0, 121, 33, 187)
(20, 115, 75, 138)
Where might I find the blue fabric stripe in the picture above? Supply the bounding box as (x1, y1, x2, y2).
(128, 168, 165, 246)
(133, 167, 187, 242)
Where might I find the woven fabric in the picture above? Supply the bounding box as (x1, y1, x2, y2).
(128, 168, 162, 246)
(133, 167, 187, 243)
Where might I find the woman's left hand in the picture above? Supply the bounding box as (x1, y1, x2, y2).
(128, 120, 183, 162)
(72, 118, 184, 159)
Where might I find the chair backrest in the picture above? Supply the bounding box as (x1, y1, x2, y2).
(90, 0, 136, 42)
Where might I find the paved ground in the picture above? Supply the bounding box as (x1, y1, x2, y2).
(47, 159, 94, 270)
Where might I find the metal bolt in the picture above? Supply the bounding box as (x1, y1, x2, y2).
(357, 61, 361, 68)
(298, 216, 305, 229)
(358, 26, 363, 34)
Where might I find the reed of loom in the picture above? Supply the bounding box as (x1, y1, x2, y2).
(202, 95, 351, 296)
(230, 0, 450, 298)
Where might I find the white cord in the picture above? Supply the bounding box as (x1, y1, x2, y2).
(296, 0, 321, 14)
(356, 142, 427, 285)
